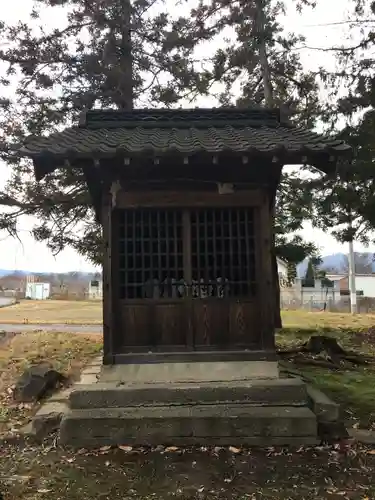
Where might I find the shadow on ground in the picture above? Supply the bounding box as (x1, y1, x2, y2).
(1, 436, 375, 499)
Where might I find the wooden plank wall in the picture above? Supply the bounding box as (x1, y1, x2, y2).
(118, 300, 259, 350)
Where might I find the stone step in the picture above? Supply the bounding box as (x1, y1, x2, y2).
(59, 404, 317, 447)
(69, 378, 308, 409)
(99, 360, 279, 384)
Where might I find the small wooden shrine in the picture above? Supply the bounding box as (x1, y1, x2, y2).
(21, 108, 351, 365)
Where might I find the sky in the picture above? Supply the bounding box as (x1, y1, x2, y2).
(0, 0, 372, 272)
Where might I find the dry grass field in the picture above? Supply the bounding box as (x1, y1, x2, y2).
(1, 299, 375, 328)
(0, 331, 102, 433)
(0, 300, 103, 324)
(282, 309, 375, 330)
(1, 309, 375, 498)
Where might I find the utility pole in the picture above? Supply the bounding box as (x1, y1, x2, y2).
(348, 213, 357, 314)
(348, 238, 357, 314)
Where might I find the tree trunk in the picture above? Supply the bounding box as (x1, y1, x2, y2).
(119, 0, 133, 109)
(255, 0, 273, 107)
(255, 0, 281, 329)
(273, 253, 282, 328)
(108, 0, 133, 109)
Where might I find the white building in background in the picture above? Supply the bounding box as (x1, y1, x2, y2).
(326, 273, 375, 298)
(354, 276, 375, 297)
(280, 275, 342, 310)
(88, 279, 103, 300)
(295, 277, 341, 304)
(25, 282, 51, 300)
(277, 257, 289, 282)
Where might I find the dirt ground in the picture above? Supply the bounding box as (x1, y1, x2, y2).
(2, 437, 375, 500)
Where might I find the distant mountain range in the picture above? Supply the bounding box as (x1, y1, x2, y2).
(0, 270, 27, 278)
(0, 269, 99, 278)
(297, 252, 375, 277)
(1, 252, 374, 279)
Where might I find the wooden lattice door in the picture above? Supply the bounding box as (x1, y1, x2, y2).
(116, 206, 259, 350)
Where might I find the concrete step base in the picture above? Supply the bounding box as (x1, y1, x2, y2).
(59, 404, 318, 448)
(99, 360, 279, 384)
(69, 378, 309, 409)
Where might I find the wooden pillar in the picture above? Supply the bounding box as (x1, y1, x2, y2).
(102, 191, 121, 364)
(257, 192, 276, 350)
(182, 209, 194, 348)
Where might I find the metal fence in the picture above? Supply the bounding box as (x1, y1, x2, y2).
(280, 288, 375, 313)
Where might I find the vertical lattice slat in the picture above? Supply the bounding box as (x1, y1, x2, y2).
(118, 207, 255, 300)
(156, 211, 162, 292)
(212, 209, 218, 279)
(220, 209, 226, 283)
(118, 208, 184, 299)
(228, 209, 234, 294)
(141, 210, 145, 294)
(190, 207, 256, 298)
(173, 211, 179, 289)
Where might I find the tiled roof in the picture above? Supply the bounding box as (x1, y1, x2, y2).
(20, 108, 351, 160)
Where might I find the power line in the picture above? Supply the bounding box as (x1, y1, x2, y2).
(302, 19, 375, 28)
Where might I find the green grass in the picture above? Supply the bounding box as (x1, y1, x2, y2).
(305, 368, 375, 428)
(278, 311, 375, 429)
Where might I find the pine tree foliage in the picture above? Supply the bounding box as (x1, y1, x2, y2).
(187, 0, 323, 127)
(304, 259, 315, 280)
(0, 0, 336, 265)
(0, 0, 210, 263)
(303, 0, 375, 245)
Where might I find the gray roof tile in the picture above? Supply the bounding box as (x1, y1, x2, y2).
(20, 108, 351, 159)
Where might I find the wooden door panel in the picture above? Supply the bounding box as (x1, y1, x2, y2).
(192, 300, 230, 347)
(119, 300, 190, 349)
(153, 303, 186, 346)
(119, 299, 259, 350)
(120, 303, 151, 346)
(229, 301, 259, 345)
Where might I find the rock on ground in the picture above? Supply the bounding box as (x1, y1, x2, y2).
(13, 364, 67, 403)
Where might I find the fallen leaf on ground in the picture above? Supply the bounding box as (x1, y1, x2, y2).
(229, 446, 241, 454)
(165, 446, 179, 452)
(154, 445, 165, 452)
(37, 489, 52, 494)
(99, 446, 111, 452)
(3, 475, 31, 485)
(118, 445, 133, 452)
